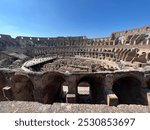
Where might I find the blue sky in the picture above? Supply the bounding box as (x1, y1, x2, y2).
(0, 0, 150, 38)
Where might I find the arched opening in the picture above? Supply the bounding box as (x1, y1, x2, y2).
(11, 74, 34, 101)
(76, 76, 105, 104)
(112, 76, 145, 105)
(0, 72, 6, 101)
(42, 72, 65, 104)
(77, 82, 91, 103)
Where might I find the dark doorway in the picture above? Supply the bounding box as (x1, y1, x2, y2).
(42, 72, 65, 104)
(77, 76, 105, 104)
(11, 75, 34, 101)
(112, 76, 146, 105)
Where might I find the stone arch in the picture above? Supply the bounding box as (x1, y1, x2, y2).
(77, 81, 91, 103)
(0, 72, 7, 101)
(125, 48, 138, 62)
(122, 49, 130, 61)
(112, 76, 146, 105)
(11, 74, 34, 101)
(115, 49, 120, 53)
(119, 49, 127, 60)
(117, 49, 123, 59)
(76, 75, 105, 104)
(41, 72, 66, 104)
(132, 52, 147, 63)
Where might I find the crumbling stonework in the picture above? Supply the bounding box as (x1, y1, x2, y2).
(0, 26, 150, 107)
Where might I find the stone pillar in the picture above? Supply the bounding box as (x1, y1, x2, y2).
(113, 41, 115, 45)
(104, 74, 118, 106)
(68, 83, 77, 94)
(66, 77, 77, 103)
(33, 77, 43, 103)
(133, 40, 136, 45)
(105, 74, 114, 90)
(146, 39, 149, 45)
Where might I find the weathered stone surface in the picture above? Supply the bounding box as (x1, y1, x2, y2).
(0, 101, 51, 113)
(1, 26, 150, 107)
(0, 101, 149, 113)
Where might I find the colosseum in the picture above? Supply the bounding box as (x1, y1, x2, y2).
(0, 26, 150, 112)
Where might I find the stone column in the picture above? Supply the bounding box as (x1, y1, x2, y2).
(32, 76, 43, 103)
(90, 81, 105, 104)
(105, 74, 114, 90)
(104, 74, 118, 106)
(133, 40, 136, 45)
(66, 77, 77, 103)
(113, 41, 115, 45)
(146, 39, 150, 45)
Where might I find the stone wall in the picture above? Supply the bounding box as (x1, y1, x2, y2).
(1, 26, 150, 106)
(0, 69, 149, 106)
(1, 26, 150, 63)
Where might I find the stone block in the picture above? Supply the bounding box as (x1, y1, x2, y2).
(66, 94, 76, 103)
(105, 89, 118, 106)
(107, 94, 118, 106)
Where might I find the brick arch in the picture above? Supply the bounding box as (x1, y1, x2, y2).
(117, 49, 124, 59)
(119, 49, 127, 60)
(11, 74, 34, 101)
(41, 72, 66, 104)
(125, 48, 138, 62)
(122, 49, 130, 61)
(112, 75, 146, 105)
(0, 72, 7, 101)
(76, 75, 105, 104)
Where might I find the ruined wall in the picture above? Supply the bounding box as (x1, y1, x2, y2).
(1, 26, 150, 106)
(0, 69, 149, 105)
(1, 26, 150, 63)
